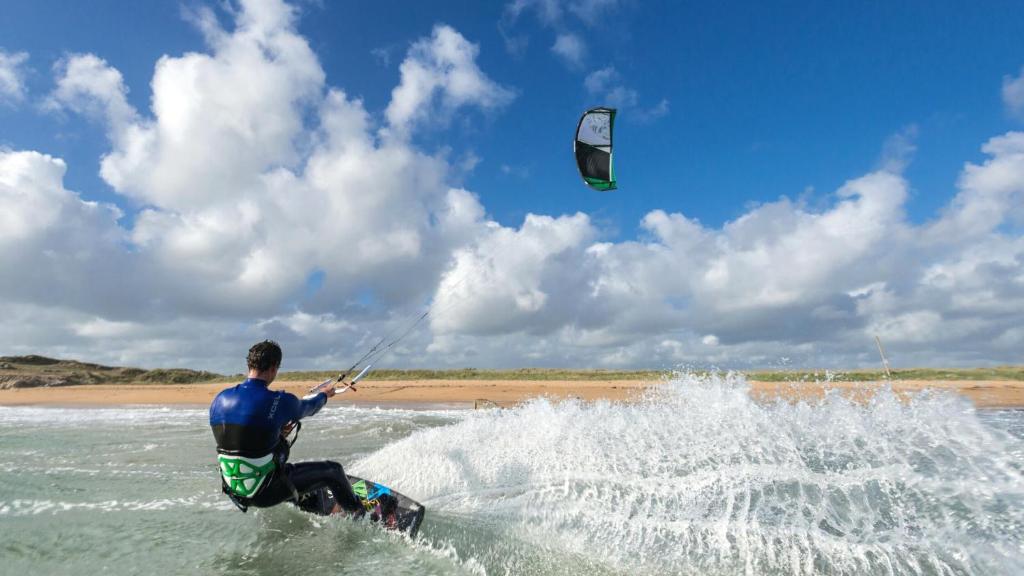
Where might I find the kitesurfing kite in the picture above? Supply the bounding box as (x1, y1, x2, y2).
(574, 107, 617, 191)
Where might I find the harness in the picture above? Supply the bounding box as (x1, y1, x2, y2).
(219, 422, 303, 512)
(218, 453, 275, 498)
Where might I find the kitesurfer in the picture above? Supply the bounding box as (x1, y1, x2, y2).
(209, 340, 371, 516)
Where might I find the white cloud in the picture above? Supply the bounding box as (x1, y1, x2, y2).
(3, 0, 1024, 371)
(0, 151, 70, 243)
(385, 25, 515, 135)
(500, 163, 530, 178)
(695, 171, 907, 312)
(35, 2, 496, 321)
(1003, 66, 1024, 119)
(0, 150, 135, 316)
(584, 66, 616, 93)
(371, 46, 392, 67)
(878, 125, 918, 173)
(585, 67, 669, 120)
(635, 98, 670, 123)
(929, 132, 1024, 239)
(502, 0, 621, 62)
(72, 318, 142, 339)
(505, 0, 564, 26)
(866, 311, 943, 344)
(431, 213, 597, 335)
(426, 130, 1024, 367)
(505, 0, 620, 27)
(261, 310, 351, 336)
(0, 50, 29, 104)
(551, 33, 586, 68)
(0, 0, 494, 364)
(103, 4, 322, 210)
(568, 0, 621, 25)
(46, 54, 136, 133)
(584, 66, 642, 109)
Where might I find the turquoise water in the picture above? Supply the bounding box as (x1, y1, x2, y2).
(1, 374, 1022, 575)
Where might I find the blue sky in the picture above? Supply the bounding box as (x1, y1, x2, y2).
(1, 0, 1023, 371)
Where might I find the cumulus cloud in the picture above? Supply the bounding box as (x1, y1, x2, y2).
(0, 0, 499, 370)
(0, 50, 29, 104)
(928, 132, 1024, 239)
(3, 0, 1024, 371)
(584, 67, 669, 120)
(502, 0, 621, 63)
(878, 125, 918, 173)
(505, 0, 620, 27)
(1004, 66, 1024, 119)
(0, 150, 138, 317)
(428, 131, 1024, 368)
(46, 54, 136, 132)
(385, 25, 515, 135)
(371, 46, 393, 67)
(35, 2, 499, 321)
(505, 0, 564, 26)
(432, 213, 598, 336)
(634, 98, 670, 123)
(567, 0, 621, 25)
(551, 33, 586, 68)
(583, 66, 615, 94)
(584, 66, 638, 108)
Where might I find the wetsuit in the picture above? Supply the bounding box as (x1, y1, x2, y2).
(209, 378, 363, 515)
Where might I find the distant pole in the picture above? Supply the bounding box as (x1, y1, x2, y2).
(874, 335, 892, 379)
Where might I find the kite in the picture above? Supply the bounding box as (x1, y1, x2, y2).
(574, 107, 617, 191)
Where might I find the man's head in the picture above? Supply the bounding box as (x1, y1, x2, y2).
(247, 340, 282, 381)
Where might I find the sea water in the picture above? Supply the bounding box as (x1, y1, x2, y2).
(0, 373, 1022, 576)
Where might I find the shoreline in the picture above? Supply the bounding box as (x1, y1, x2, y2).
(0, 378, 1022, 409)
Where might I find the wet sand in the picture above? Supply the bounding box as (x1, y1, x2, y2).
(0, 378, 1021, 408)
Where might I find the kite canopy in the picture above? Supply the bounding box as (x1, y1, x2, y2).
(574, 107, 617, 191)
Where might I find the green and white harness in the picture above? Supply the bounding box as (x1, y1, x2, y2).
(218, 453, 275, 498)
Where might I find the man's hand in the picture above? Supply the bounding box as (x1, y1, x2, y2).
(309, 378, 336, 398)
(308, 377, 358, 399)
(281, 420, 297, 437)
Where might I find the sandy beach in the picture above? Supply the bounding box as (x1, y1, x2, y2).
(0, 378, 1021, 408)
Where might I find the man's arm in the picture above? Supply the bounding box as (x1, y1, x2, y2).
(278, 386, 335, 439)
(296, 390, 330, 419)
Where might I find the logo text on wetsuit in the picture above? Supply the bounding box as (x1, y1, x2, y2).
(268, 395, 280, 420)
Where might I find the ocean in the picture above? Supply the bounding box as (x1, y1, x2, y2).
(1, 373, 1022, 575)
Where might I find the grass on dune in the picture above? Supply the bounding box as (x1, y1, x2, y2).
(242, 366, 1024, 382)
(3, 356, 1023, 386)
(746, 366, 1024, 382)
(216, 368, 668, 382)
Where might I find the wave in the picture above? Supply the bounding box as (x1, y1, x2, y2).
(356, 372, 1024, 575)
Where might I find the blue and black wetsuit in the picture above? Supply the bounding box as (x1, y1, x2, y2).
(209, 378, 362, 515)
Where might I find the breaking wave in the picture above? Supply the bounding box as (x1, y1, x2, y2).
(357, 372, 1024, 575)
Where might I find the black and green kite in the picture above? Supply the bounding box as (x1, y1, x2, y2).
(574, 107, 617, 191)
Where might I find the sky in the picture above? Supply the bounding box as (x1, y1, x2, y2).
(1, 0, 1023, 373)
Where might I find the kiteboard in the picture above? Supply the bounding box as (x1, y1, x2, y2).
(348, 475, 425, 537)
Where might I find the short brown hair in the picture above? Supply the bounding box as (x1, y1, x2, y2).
(247, 340, 282, 372)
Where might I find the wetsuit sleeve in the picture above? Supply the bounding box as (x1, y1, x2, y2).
(281, 391, 328, 421)
(298, 391, 328, 418)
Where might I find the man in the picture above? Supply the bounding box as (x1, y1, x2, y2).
(209, 340, 366, 516)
